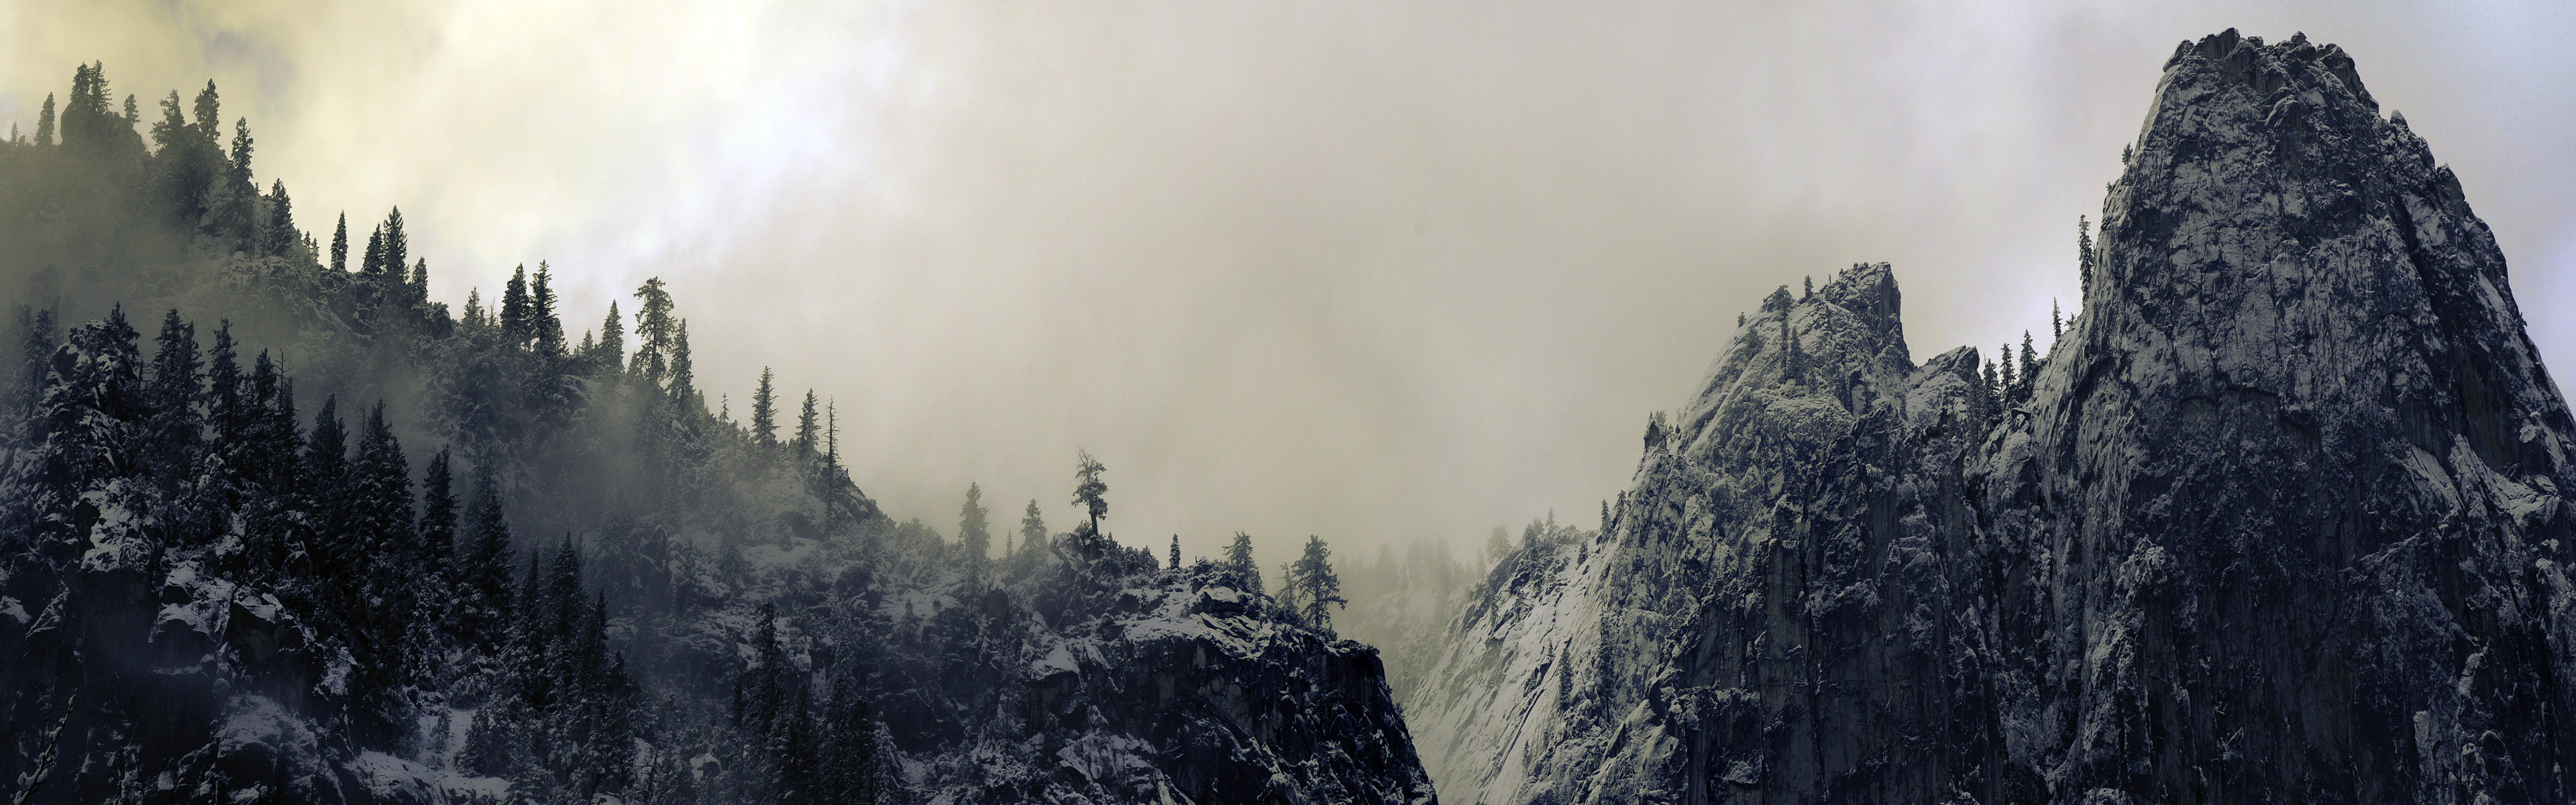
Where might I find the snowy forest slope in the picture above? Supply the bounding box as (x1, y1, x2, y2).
(0, 65, 1434, 805)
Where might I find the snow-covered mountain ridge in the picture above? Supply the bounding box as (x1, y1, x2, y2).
(1413, 30, 2576, 804)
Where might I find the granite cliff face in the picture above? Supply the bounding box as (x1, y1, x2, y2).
(1414, 31, 2575, 804)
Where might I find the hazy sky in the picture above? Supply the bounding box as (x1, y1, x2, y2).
(6, 1, 2573, 564)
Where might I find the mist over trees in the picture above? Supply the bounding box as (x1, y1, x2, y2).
(0, 64, 1426, 804)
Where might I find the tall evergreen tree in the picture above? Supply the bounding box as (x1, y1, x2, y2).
(2017, 330, 2039, 403)
(501, 265, 531, 343)
(596, 302, 626, 374)
(144, 310, 200, 508)
(1019, 499, 1048, 556)
(793, 390, 818, 455)
(34, 93, 54, 146)
(529, 262, 564, 356)
(347, 403, 417, 724)
(420, 449, 459, 595)
(191, 81, 220, 144)
(1071, 449, 1108, 542)
(629, 278, 676, 384)
(264, 180, 299, 258)
(362, 225, 385, 276)
(1996, 344, 2017, 407)
(204, 320, 241, 445)
(455, 461, 517, 652)
(669, 319, 695, 405)
(216, 117, 258, 246)
(330, 213, 350, 273)
(957, 482, 989, 565)
(1222, 532, 1262, 594)
(1283, 535, 1346, 631)
(749, 368, 777, 447)
(149, 89, 216, 223)
(14, 307, 56, 423)
(380, 208, 409, 282)
(1169, 535, 1181, 571)
(304, 394, 348, 512)
(21, 309, 148, 582)
(2078, 215, 2096, 288)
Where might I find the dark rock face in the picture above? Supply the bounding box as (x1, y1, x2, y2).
(924, 580, 1438, 804)
(1415, 31, 2576, 805)
(2008, 29, 2575, 803)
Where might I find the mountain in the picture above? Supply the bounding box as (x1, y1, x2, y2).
(0, 67, 1434, 804)
(1411, 30, 2576, 804)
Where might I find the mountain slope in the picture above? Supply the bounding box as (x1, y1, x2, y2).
(0, 67, 1436, 805)
(1413, 30, 2576, 805)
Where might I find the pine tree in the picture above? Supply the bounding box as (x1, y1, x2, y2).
(350, 405, 417, 712)
(144, 310, 199, 499)
(303, 395, 349, 531)
(1019, 500, 1049, 555)
(545, 539, 586, 640)
(2077, 215, 2096, 288)
(191, 81, 221, 145)
(204, 320, 241, 444)
(21, 309, 148, 577)
(420, 449, 460, 600)
(330, 213, 350, 273)
(823, 401, 840, 468)
(149, 89, 216, 223)
(958, 482, 989, 565)
(34, 93, 54, 146)
(264, 180, 299, 258)
(1071, 449, 1108, 544)
(13, 307, 55, 425)
(794, 390, 818, 455)
(2017, 330, 2039, 404)
(596, 302, 626, 373)
(668, 319, 695, 405)
(1169, 535, 1181, 570)
(2051, 299, 2063, 340)
(455, 461, 516, 652)
(1284, 535, 1345, 630)
(380, 207, 409, 283)
(1222, 533, 1262, 594)
(361, 225, 385, 276)
(531, 262, 563, 356)
(750, 368, 777, 447)
(501, 265, 531, 343)
(213, 117, 259, 247)
(1996, 345, 2016, 408)
(818, 676, 883, 802)
(629, 278, 676, 383)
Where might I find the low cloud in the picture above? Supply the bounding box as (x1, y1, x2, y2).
(6, 0, 2573, 562)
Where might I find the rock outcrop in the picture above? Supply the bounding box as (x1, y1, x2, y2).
(881, 567, 1439, 804)
(1413, 30, 2575, 805)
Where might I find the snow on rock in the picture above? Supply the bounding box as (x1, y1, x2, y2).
(1412, 30, 2576, 804)
(867, 564, 1436, 804)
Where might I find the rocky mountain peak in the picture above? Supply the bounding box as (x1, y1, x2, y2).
(1415, 30, 2576, 805)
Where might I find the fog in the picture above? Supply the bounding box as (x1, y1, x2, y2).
(5, 0, 2573, 562)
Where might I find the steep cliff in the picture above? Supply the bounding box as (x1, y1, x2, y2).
(1414, 30, 2576, 805)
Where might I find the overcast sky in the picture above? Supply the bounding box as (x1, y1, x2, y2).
(6, 1, 2573, 564)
